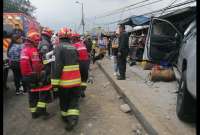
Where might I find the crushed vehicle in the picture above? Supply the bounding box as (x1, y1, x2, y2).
(144, 6, 196, 122)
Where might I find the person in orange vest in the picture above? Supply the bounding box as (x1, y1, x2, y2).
(20, 30, 51, 119)
(51, 27, 81, 131)
(71, 32, 90, 98)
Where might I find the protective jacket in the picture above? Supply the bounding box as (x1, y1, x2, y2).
(51, 42, 81, 88)
(38, 37, 53, 64)
(20, 42, 43, 77)
(37, 37, 53, 86)
(72, 41, 89, 61)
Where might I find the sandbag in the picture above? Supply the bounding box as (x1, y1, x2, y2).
(149, 68, 175, 82)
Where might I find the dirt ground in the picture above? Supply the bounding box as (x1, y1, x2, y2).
(3, 64, 146, 135)
(98, 58, 196, 135)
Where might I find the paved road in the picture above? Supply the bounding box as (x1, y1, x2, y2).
(3, 64, 146, 135)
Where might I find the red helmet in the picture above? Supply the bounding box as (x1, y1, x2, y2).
(41, 27, 53, 37)
(58, 27, 72, 39)
(71, 32, 80, 38)
(27, 30, 41, 45)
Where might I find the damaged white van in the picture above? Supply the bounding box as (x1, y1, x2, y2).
(143, 6, 196, 122)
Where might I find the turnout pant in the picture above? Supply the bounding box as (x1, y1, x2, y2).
(117, 55, 127, 78)
(23, 76, 48, 115)
(79, 60, 89, 92)
(59, 87, 81, 122)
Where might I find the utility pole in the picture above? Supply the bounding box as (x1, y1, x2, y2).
(76, 1, 85, 35)
(81, 3, 85, 35)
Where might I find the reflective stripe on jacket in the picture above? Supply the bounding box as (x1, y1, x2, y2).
(51, 42, 81, 88)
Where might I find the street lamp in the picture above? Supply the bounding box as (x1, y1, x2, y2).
(75, 1, 85, 35)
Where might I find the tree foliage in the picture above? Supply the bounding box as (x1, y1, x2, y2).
(3, 0, 37, 16)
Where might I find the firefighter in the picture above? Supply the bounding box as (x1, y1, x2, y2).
(71, 32, 89, 98)
(51, 27, 81, 131)
(38, 27, 57, 102)
(20, 30, 50, 119)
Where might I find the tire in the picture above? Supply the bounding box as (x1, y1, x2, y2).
(176, 70, 196, 122)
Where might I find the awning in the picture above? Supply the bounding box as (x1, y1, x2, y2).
(118, 15, 150, 27)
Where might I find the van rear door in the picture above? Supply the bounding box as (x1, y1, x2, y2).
(146, 17, 182, 65)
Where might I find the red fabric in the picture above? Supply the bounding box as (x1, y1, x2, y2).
(31, 84, 52, 92)
(72, 42, 89, 61)
(60, 70, 81, 80)
(20, 42, 43, 76)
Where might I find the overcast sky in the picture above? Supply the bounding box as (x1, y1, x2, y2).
(30, 0, 195, 32)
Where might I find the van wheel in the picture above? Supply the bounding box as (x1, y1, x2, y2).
(176, 71, 196, 122)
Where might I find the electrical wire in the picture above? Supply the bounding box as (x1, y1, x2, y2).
(95, 0, 195, 26)
(86, 0, 165, 26)
(118, 0, 166, 17)
(160, 0, 178, 15)
(95, 0, 150, 19)
(95, 0, 165, 20)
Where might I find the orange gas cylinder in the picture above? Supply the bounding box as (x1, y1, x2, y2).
(149, 68, 175, 82)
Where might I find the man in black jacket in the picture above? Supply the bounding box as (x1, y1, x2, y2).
(117, 25, 129, 80)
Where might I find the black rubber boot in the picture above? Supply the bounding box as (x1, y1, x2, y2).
(53, 91, 59, 99)
(37, 108, 53, 120)
(65, 116, 79, 131)
(32, 112, 41, 119)
(81, 90, 86, 98)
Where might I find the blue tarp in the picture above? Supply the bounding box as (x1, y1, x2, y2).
(118, 15, 150, 27)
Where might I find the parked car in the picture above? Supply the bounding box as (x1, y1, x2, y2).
(145, 7, 196, 122)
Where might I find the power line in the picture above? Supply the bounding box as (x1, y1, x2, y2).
(86, 0, 166, 26)
(118, 0, 166, 17)
(160, 0, 178, 15)
(95, 0, 150, 19)
(95, 0, 165, 20)
(144, 0, 195, 16)
(95, 0, 195, 26)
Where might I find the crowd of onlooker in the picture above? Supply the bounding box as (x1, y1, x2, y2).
(3, 24, 147, 94)
(89, 25, 147, 80)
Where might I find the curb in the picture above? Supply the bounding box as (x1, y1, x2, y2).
(97, 62, 158, 135)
